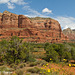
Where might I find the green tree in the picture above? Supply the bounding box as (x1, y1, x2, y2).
(44, 42, 50, 50)
(65, 51, 71, 62)
(0, 39, 8, 63)
(45, 45, 59, 63)
(3, 36, 30, 64)
(71, 48, 75, 63)
(56, 44, 66, 62)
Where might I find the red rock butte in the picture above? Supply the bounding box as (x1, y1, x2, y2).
(0, 11, 68, 43)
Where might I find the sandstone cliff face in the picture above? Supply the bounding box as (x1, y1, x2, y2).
(0, 13, 2, 27)
(63, 28, 75, 41)
(0, 11, 68, 43)
(0, 11, 18, 28)
(18, 15, 33, 28)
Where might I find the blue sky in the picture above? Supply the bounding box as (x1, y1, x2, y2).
(0, 0, 75, 29)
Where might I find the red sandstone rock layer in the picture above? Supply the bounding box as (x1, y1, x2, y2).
(0, 11, 69, 43)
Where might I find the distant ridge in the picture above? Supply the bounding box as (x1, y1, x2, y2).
(63, 28, 75, 40)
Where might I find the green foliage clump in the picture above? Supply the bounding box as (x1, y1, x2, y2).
(27, 67, 40, 73)
(27, 55, 36, 62)
(0, 66, 13, 72)
(44, 43, 73, 63)
(12, 65, 18, 70)
(36, 60, 48, 66)
(0, 36, 34, 64)
(71, 48, 75, 61)
(29, 62, 37, 67)
(0, 35, 75, 67)
(19, 63, 26, 68)
(16, 69, 24, 75)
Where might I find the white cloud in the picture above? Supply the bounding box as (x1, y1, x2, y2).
(0, 0, 27, 9)
(42, 8, 52, 14)
(0, 0, 9, 4)
(7, 2, 15, 9)
(11, 0, 27, 5)
(23, 6, 30, 9)
(23, 6, 49, 17)
(54, 16, 75, 30)
(10, 0, 18, 3)
(23, 6, 41, 16)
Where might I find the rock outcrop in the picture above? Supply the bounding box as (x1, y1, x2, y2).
(0, 11, 69, 43)
(1, 11, 18, 28)
(63, 28, 75, 41)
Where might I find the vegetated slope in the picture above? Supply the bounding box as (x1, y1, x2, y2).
(63, 28, 75, 41)
(0, 37, 75, 75)
(0, 10, 68, 43)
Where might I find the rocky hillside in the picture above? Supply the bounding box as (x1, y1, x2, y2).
(63, 28, 75, 41)
(0, 10, 68, 43)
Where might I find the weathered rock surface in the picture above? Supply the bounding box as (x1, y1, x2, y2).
(0, 11, 18, 28)
(63, 28, 75, 41)
(0, 11, 69, 43)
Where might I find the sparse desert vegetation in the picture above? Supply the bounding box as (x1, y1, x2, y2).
(0, 36, 75, 75)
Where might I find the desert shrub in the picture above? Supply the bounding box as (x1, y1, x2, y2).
(23, 63, 26, 67)
(45, 45, 59, 63)
(12, 73, 17, 75)
(65, 51, 72, 62)
(35, 60, 42, 64)
(26, 73, 31, 75)
(44, 43, 73, 63)
(16, 70, 24, 75)
(19, 63, 26, 68)
(10, 63, 15, 68)
(26, 61, 30, 64)
(33, 53, 46, 59)
(28, 54, 36, 62)
(0, 66, 7, 71)
(27, 67, 40, 73)
(33, 49, 39, 52)
(0, 63, 4, 66)
(11, 65, 18, 70)
(30, 43, 45, 48)
(0, 66, 14, 74)
(19, 64, 24, 68)
(15, 59, 20, 65)
(1, 72, 12, 75)
(71, 48, 75, 62)
(44, 42, 50, 50)
(36, 60, 48, 66)
(29, 62, 37, 67)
